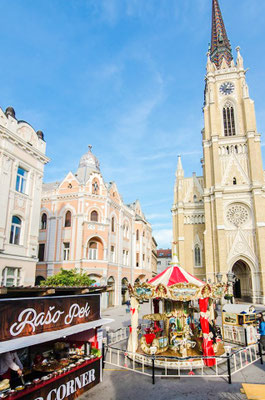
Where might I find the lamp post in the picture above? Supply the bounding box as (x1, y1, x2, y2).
(216, 272, 223, 338)
(227, 271, 236, 304)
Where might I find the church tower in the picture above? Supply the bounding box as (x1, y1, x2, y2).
(172, 0, 265, 303)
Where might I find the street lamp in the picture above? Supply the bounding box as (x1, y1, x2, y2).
(226, 271, 236, 304)
(216, 272, 223, 284)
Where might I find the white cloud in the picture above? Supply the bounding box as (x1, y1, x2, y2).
(153, 229, 172, 249)
(146, 213, 170, 220)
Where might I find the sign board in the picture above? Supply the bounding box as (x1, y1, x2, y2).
(0, 295, 100, 342)
(15, 359, 100, 400)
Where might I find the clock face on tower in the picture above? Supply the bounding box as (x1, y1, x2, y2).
(219, 81, 235, 95)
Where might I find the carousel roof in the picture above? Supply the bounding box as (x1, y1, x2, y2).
(148, 264, 205, 287)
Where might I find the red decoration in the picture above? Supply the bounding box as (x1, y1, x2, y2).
(129, 326, 132, 333)
(199, 297, 216, 367)
(188, 371, 195, 375)
(130, 307, 135, 315)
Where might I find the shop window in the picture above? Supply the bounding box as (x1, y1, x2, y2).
(63, 242, 70, 260)
(10, 216, 21, 245)
(2, 267, 21, 287)
(90, 210, 98, 222)
(16, 167, 28, 194)
(65, 211, 72, 227)
(41, 213, 47, 230)
(88, 241, 97, 260)
(194, 245, 201, 267)
(38, 243, 45, 262)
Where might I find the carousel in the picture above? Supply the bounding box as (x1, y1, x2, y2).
(127, 250, 228, 369)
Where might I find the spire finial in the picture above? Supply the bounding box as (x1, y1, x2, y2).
(210, 0, 233, 69)
(88, 145, 92, 152)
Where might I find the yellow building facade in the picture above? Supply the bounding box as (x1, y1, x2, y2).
(172, 0, 265, 304)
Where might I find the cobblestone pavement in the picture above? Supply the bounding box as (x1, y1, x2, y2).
(79, 303, 265, 400)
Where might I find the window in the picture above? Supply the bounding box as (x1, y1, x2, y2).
(2, 267, 21, 287)
(123, 250, 126, 265)
(194, 245, 201, 267)
(92, 179, 99, 194)
(111, 217, 115, 233)
(38, 244, 45, 262)
(110, 246, 115, 262)
(41, 213, 47, 230)
(233, 177, 237, 185)
(63, 242, 70, 260)
(143, 231, 145, 237)
(16, 167, 28, 194)
(90, 210, 98, 222)
(136, 253, 139, 267)
(65, 211, 71, 227)
(136, 230, 139, 241)
(10, 216, 21, 245)
(88, 241, 97, 260)
(223, 103, 236, 136)
(143, 254, 145, 261)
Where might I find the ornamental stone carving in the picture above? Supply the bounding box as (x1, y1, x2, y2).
(226, 204, 249, 227)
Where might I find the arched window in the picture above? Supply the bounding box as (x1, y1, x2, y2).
(223, 103, 236, 136)
(111, 217, 115, 233)
(10, 216, 21, 245)
(88, 241, 98, 260)
(194, 245, 201, 267)
(41, 213, 47, 230)
(90, 210, 98, 222)
(233, 177, 237, 185)
(92, 179, 99, 195)
(64, 211, 71, 227)
(136, 229, 139, 241)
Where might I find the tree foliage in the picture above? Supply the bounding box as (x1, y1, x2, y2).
(40, 269, 96, 287)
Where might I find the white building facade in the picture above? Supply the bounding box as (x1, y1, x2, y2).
(0, 106, 49, 286)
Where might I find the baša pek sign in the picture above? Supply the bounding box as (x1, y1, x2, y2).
(0, 295, 100, 341)
(19, 359, 100, 400)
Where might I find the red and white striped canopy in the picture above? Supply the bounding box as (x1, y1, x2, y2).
(148, 264, 205, 287)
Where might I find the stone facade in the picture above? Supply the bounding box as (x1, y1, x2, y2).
(0, 106, 49, 286)
(37, 147, 154, 306)
(172, 1, 265, 304)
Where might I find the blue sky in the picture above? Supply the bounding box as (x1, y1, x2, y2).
(1, 0, 265, 248)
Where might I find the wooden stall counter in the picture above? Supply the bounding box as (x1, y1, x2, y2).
(3, 357, 101, 400)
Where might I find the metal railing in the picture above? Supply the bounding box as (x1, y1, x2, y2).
(103, 341, 263, 385)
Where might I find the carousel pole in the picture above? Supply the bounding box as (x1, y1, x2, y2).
(127, 295, 140, 353)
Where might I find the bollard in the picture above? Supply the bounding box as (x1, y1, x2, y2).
(152, 356, 155, 385)
(244, 328, 248, 347)
(226, 353, 232, 384)
(258, 341, 264, 365)
(102, 342, 105, 369)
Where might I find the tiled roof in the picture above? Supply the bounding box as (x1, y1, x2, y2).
(210, 0, 233, 68)
(157, 249, 172, 258)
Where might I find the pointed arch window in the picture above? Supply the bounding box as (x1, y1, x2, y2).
(41, 213, 47, 230)
(194, 244, 201, 267)
(111, 217, 115, 233)
(65, 211, 72, 227)
(223, 103, 236, 136)
(90, 210, 98, 222)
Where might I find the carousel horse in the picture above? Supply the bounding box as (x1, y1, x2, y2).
(140, 336, 168, 355)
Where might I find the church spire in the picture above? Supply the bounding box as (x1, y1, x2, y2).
(210, 0, 233, 69)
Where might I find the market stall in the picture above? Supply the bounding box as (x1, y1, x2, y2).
(0, 288, 112, 400)
(222, 304, 259, 346)
(127, 253, 227, 369)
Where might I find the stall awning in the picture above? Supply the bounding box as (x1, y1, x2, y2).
(0, 318, 113, 354)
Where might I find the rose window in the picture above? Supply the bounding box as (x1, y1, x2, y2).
(226, 204, 249, 227)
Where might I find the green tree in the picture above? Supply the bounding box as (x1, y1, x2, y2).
(40, 269, 96, 287)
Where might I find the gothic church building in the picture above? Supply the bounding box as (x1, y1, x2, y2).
(172, 0, 265, 303)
